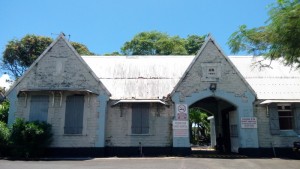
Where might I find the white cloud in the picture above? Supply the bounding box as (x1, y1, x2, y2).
(0, 74, 13, 90)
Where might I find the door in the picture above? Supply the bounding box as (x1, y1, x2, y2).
(229, 111, 239, 153)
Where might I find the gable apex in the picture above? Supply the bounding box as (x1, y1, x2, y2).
(6, 34, 111, 96)
(170, 34, 256, 98)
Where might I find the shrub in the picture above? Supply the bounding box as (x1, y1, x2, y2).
(0, 100, 9, 123)
(10, 118, 52, 158)
(0, 121, 10, 156)
(0, 121, 10, 145)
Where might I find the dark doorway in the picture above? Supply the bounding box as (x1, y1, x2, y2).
(221, 106, 236, 153)
(189, 97, 237, 154)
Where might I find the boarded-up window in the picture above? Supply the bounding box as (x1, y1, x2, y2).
(131, 103, 149, 134)
(64, 95, 84, 134)
(29, 95, 49, 122)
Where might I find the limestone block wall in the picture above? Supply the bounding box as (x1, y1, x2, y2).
(255, 104, 299, 148)
(7, 36, 109, 147)
(105, 102, 173, 147)
(15, 38, 103, 94)
(172, 39, 258, 148)
(176, 41, 249, 103)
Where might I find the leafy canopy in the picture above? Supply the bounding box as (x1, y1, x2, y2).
(2, 34, 94, 78)
(189, 108, 210, 145)
(228, 0, 300, 67)
(120, 31, 206, 55)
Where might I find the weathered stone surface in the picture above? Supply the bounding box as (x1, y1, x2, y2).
(105, 102, 173, 147)
(10, 36, 108, 147)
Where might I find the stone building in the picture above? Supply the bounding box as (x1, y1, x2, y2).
(6, 34, 300, 157)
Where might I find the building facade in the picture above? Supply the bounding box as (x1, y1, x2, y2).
(6, 34, 300, 157)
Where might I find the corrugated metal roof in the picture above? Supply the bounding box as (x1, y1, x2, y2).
(81, 55, 300, 100)
(229, 56, 300, 100)
(82, 56, 194, 99)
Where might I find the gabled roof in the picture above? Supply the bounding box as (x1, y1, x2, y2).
(6, 33, 111, 96)
(82, 56, 194, 100)
(170, 35, 256, 97)
(229, 56, 300, 100)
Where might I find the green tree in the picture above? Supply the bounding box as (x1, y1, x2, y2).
(120, 31, 206, 55)
(104, 51, 121, 56)
(185, 35, 206, 55)
(189, 108, 210, 145)
(228, 0, 300, 67)
(0, 100, 9, 123)
(70, 41, 94, 55)
(2, 34, 94, 78)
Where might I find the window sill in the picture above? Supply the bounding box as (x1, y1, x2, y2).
(279, 130, 298, 137)
(63, 134, 86, 136)
(127, 134, 153, 136)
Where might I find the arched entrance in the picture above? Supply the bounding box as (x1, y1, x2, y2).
(172, 89, 258, 155)
(189, 97, 238, 153)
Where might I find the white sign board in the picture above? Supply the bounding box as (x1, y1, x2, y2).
(175, 104, 188, 120)
(173, 129, 189, 137)
(173, 121, 189, 129)
(241, 117, 257, 128)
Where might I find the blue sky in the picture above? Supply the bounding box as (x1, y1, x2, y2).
(0, 0, 274, 77)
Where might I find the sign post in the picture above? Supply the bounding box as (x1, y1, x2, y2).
(173, 104, 189, 138)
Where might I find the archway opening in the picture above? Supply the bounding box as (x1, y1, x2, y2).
(189, 96, 237, 153)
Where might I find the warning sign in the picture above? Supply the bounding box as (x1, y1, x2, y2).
(176, 104, 188, 120)
(173, 121, 189, 129)
(241, 117, 257, 128)
(173, 129, 189, 137)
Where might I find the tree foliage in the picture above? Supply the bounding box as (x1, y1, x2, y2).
(120, 31, 206, 55)
(0, 121, 10, 147)
(189, 108, 210, 145)
(0, 100, 9, 123)
(228, 0, 300, 67)
(2, 34, 94, 78)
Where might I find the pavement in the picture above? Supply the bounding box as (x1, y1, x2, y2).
(1, 157, 300, 169)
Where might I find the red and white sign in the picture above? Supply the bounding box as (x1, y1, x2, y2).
(173, 121, 189, 129)
(176, 104, 188, 120)
(173, 129, 189, 137)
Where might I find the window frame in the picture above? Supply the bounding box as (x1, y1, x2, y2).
(277, 103, 294, 131)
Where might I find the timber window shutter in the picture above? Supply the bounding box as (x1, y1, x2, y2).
(64, 95, 84, 134)
(29, 95, 49, 122)
(269, 103, 280, 135)
(131, 103, 149, 134)
(294, 103, 300, 134)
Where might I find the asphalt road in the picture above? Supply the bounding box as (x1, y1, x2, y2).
(0, 157, 299, 169)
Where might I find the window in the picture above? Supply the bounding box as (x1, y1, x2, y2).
(29, 95, 49, 122)
(278, 104, 294, 130)
(131, 103, 149, 134)
(64, 95, 84, 134)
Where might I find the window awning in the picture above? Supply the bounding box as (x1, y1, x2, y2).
(260, 100, 300, 105)
(18, 88, 98, 95)
(112, 99, 168, 106)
